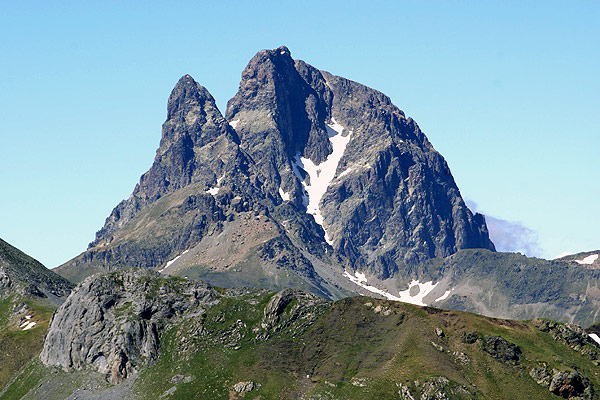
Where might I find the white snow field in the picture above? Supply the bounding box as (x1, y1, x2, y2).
(575, 254, 598, 265)
(343, 270, 452, 306)
(159, 249, 190, 273)
(293, 118, 352, 245)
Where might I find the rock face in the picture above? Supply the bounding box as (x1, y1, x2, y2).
(480, 335, 522, 364)
(226, 46, 494, 278)
(41, 269, 217, 383)
(549, 371, 591, 399)
(92, 75, 256, 243)
(55, 45, 493, 291)
(0, 238, 72, 303)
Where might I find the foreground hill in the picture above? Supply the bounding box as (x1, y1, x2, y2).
(3, 269, 600, 399)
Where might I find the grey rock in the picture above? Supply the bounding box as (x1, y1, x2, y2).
(40, 268, 217, 384)
(452, 351, 470, 365)
(227, 46, 494, 279)
(261, 288, 326, 332)
(397, 383, 416, 400)
(462, 332, 479, 344)
(232, 381, 255, 393)
(530, 367, 552, 387)
(0, 237, 72, 303)
(420, 376, 449, 400)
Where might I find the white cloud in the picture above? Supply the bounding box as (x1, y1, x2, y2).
(467, 200, 542, 257)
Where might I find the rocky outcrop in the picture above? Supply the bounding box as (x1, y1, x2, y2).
(41, 269, 217, 383)
(480, 335, 521, 364)
(549, 371, 592, 399)
(533, 319, 599, 363)
(531, 367, 594, 399)
(261, 288, 325, 333)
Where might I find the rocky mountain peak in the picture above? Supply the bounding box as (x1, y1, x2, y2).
(164, 74, 236, 148)
(226, 46, 332, 166)
(60, 46, 495, 301)
(87, 74, 251, 248)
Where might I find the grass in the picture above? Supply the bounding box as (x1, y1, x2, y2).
(3, 281, 600, 399)
(130, 295, 599, 399)
(0, 297, 56, 392)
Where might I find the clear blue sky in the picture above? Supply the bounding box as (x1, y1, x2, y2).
(1, 1, 598, 268)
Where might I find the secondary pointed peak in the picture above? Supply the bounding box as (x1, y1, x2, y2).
(167, 74, 216, 120)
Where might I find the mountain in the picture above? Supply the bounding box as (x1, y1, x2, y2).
(53, 46, 600, 327)
(55, 47, 492, 288)
(0, 238, 73, 392)
(4, 268, 600, 399)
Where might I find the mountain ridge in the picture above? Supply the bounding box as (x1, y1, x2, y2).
(52, 46, 600, 328)
(56, 46, 494, 289)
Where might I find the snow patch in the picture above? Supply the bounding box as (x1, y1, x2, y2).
(343, 270, 404, 301)
(434, 289, 452, 302)
(338, 167, 353, 179)
(159, 249, 190, 273)
(397, 280, 440, 306)
(575, 254, 598, 265)
(278, 187, 290, 201)
(590, 333, 600, 346)
(343, 270, 446, 307)
(229, 119, 240, 129)
(22, 321, 36, 330)
(292, 118, 352, 245)
(206, 176, 224, 196)
(206, 187, 220, 196)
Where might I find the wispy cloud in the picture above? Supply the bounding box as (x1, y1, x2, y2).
(467, 200, 543, 257)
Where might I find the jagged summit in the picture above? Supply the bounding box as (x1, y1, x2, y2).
(226, 45, 333, 166)
(57, 46, 497, 309)
(227, 46, 494, 268)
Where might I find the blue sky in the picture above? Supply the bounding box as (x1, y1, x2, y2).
(1, 1, 598, 268)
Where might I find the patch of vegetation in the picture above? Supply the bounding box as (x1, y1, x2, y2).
(0, 359, 46, 400)
(0, 298, 56, 392)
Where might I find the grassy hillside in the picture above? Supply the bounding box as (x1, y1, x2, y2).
(0, 296, 56, 392)
(3, 287, 600, 399)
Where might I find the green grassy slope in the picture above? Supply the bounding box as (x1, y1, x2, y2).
(0, 296, 56, 391)
(4, 290, 600, 399)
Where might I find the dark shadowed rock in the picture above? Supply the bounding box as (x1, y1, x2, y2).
(0, 238, 72, 303)
(549, 371, 591, 399)
(480, 335, 521, 364)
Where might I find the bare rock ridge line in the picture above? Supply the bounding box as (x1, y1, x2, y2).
(0, 237, 72, 303)
(55, 46, 493, 294)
